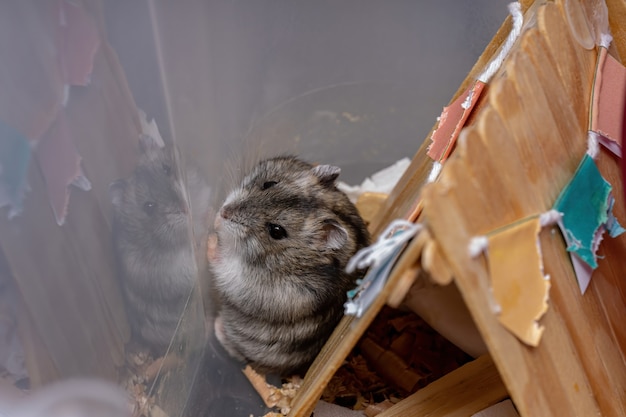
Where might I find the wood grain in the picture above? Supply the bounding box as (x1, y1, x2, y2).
(376, 355, 508, 417)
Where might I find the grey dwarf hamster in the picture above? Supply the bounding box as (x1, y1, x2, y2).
(210, 156, 370, 376)
(110, 134, 209, 354)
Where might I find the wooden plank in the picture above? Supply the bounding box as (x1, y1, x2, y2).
(376, 355, 508, 417)
(472, 400, 519, 417)
(606, 0, 626, 60)
(540, 223, 626, 417)
(593, 150, 626, 359)
(520, 28, 583, 165)
(385, 267, 420, 309)
(538, 2, 595, 134)
(421, 237, 454, 286)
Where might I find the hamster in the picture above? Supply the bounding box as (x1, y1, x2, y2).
(210, 155, 370, 376)
(110, 134, 209, 354)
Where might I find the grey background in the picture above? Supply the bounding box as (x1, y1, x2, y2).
(105, 0, 508, 189)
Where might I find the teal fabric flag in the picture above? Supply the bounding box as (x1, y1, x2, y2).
(554, 154, 625, 293)
(0, 120, 31, 219)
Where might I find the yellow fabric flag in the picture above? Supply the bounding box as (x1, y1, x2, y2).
(487, 217, 550, 347)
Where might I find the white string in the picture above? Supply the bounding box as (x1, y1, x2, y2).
(587, 130, 600, 159)
(344, 300, 359, 315)
(477, 2, 524, 83)
(540, 209, 562, 227)
(469, 211, 561, 258)
(599, 33, 613, 49)
(468, 236, 489, 258)
(461, 89, 475, 110)
(427, 161, 443, 183)
(346, 219, 422, 273)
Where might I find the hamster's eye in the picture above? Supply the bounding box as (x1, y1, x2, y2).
(267, 223, 288, 240)
(143, 201, 157, 215)
(162, 164, 172, 176)
(262, 181, 278, 190)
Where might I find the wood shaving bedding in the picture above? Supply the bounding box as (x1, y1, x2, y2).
(322, 306, 472, 413)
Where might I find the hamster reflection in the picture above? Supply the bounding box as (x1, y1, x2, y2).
(110, 134, 210, 355)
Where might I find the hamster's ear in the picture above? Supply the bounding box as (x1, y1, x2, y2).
(109, 179, 127, 207)
(312, 164, 340, 186)
(321, 219, 348, 250)
(138, 134, 162, 153)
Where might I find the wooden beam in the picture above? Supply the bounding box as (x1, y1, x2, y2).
(376, 355, 508, 417)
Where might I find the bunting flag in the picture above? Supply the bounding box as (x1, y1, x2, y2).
(32, 0, 100, 225)
(470, 216, 551, 347)
(57, 0, 101, 87)
(589, 46, 626, 157)
(36, 112, 91, 226)
(0, 120, 32, 219)
(426, 80, 486, 163)
(553, 154, 625, 293)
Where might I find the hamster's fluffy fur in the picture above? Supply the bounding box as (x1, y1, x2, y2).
(211, 156, 369, 375)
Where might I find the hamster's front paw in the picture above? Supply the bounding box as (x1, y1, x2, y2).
(206, 233, 219, 264)
(214, 315, 226, 345)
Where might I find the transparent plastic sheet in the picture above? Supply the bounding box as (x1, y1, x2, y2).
(0, 1, 507, 417)
(9, 379, 130, 417)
